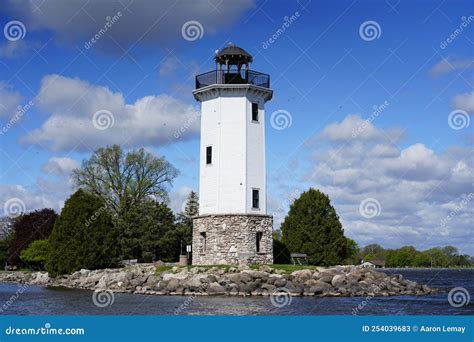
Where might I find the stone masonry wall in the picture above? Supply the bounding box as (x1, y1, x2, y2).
(192, 214, 273, 265)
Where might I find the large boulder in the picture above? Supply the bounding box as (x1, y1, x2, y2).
(207, 282, 225, 295)
(291, 270, 312, 283)
(331, 274, 346, 288)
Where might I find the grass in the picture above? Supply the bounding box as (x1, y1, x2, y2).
(250, 264, 319, 272)
(154, 264, 320, 275)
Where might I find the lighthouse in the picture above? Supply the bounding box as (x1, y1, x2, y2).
(192, 44, 273, 265)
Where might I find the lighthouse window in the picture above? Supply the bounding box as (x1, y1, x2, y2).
(206, 146, 212, 164)
(251, 103, 259, 122)
(252, 189, 260, 209)
(200, 232, 207, 252)
(256, 232, 263, 252)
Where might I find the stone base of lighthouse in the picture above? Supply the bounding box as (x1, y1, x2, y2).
(192, 214, 273, 265)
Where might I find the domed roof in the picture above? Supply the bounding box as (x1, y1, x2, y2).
(215, 44, 253, 64)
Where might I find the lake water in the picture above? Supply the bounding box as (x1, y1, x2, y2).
(0, 269, 472, 315)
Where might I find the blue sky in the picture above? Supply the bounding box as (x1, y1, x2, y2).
(0, 0, 473, 253)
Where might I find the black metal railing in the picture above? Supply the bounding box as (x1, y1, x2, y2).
(195, 70, 270, 89)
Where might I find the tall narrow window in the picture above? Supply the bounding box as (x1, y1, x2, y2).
(200, 232, 207, 252)
(252, 189, 260, 209)
(251, 103, 259, 122)
(206, 146, 212, 165)
(256, 232, 263, 252)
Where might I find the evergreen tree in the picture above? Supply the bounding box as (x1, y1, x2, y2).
(46, 190, 119, 276)
(115, 199, 176, 262)
(281, 188, 347, 265)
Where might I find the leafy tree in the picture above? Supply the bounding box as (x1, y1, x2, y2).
(46, 190, 119, 276)
(20, 240, 49, 270)
(73, 145, 179, 216)
(414, 252, 431, 267)
(7, 209, 57, 267)
(281, 188, 347, 265)
(344, 238, 360, 264)
(0, 234, 13, 268)
(115, 199, 177, 262)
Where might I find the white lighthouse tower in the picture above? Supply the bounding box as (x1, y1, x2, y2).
(192, 44, 273, 265)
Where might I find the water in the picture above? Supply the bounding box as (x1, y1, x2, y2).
(0, 269, 472, 315)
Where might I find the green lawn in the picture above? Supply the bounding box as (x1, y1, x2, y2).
(155, 263, 318, 275)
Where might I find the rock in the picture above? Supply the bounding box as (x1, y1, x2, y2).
(239, 272, 253, 284)
(239, 281, 260, 293)
(273, 278, 287, 287)
(226, 273, 241, 284)
(331, 274, 346, 287)
(207, 282, 225, 295)
(261, 283, 276, 292)
(162, 270, 189, 282)
(29, 272, 49, 285)
(291, 270, 312, 283)
(259, 265, 273, 273)
(318, 273, 334, 284)
(166, 279, 180, 291)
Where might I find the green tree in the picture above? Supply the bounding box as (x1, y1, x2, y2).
(46, 190, 120, 276)
(281, 188, 347, 265)
(0, 234, 13, 268)
(73, 145, 179, 216)
(115, 199, 177, 262)
(344, 238, 360, 264)
(20, 240, 49, 270)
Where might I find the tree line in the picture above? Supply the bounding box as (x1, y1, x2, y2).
(1, 145, 198, 276)
(0, 145, 471, 274)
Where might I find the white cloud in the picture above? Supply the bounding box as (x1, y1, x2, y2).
(452, 91, 474, 113)
(169, 185, 195, 214)
(0, 82, 22, 118)
(22, 74, 200, 151)
(318, 114, 403, 142)
(271, 114, 474, 254)
(41, 157, 79, 176)
(0, 40, 32, 59)
(3, 0, 254, 53)
(429, 57, 472, 78)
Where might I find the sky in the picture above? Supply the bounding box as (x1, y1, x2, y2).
(0, 0, 473, 254)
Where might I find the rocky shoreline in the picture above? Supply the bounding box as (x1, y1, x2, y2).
(0, 264, 436, 297)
